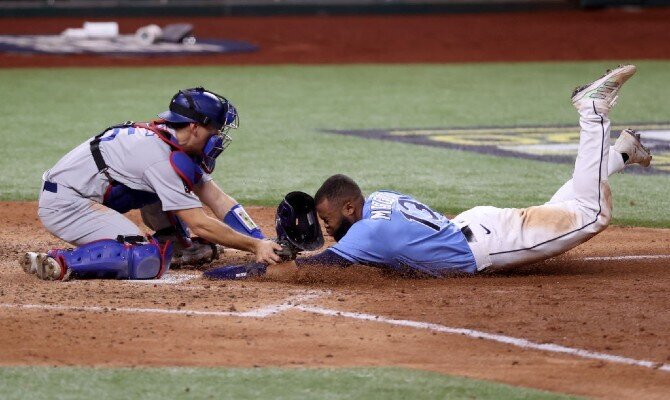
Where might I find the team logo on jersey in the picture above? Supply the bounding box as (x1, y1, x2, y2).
(325, 123, 670, 174)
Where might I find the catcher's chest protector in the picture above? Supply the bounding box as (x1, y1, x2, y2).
(94, 122, 205, 213)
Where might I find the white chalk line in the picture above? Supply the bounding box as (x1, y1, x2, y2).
(576, 255, 670, 261)
(294, 305, 670, 373)
(2, 289, 668, 373)
(237, 291, 327, 317)
(126, 273, 199, 285)
(0, 291, 326, 319)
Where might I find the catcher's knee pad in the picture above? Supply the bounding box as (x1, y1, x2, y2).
(49, 237, 173, 280)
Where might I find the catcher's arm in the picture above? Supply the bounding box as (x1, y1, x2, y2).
(193, 180, 237, 219)
(203, 190, 330, 279)
(174, 207, 281, 264)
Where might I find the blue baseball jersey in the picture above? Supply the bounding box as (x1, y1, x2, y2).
(328, 191, 477, 276)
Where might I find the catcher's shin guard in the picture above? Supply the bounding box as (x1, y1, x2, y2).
(47, 237, 173, 280)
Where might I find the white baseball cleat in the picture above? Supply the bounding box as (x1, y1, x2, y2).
(571, 64, 636, 114)
(35, 256, 71, 281)
(19, 252, 47, 275)
(614, 128, 652, 167)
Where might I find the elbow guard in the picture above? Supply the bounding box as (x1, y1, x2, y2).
(223, 204, 265, 239)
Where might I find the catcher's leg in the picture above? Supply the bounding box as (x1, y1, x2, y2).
(36, 237, 173, 281)
(28, 182, 171, 280)
(37, 183, 142, 246)
(140, 202, 217, 266)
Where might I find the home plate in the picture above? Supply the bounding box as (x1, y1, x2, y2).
(128, 273, 199, 285)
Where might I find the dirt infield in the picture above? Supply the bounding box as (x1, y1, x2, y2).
(1, 8, 670, 67)
(1, 203, 669, 399)
(2, 8, 670, 399)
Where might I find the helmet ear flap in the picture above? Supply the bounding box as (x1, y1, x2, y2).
(275, 191, 325, 252)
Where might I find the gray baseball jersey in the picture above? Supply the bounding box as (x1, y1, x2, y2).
(39, 123, 210, 245)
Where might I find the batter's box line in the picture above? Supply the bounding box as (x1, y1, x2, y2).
(0, 290, 329, 319)
(125, 273, 199, 285)
(293, 305, 670, 374)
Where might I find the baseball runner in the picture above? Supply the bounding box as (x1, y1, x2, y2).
(206, 65, 652, 279)
(21, 87, 282, 281)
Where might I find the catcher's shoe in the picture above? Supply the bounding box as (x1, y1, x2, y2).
(571, 64, 636, 114)
(170, 240, 220, 267)
(614, 129, 652, 167)
(19, 252, 47, 274)
(35, 256, 71, 281)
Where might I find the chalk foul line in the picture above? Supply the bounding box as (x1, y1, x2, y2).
(2, 289, 668, 373)
(0, 291, 326, 319)
(294, 305, 670, 373)
(576, 255, 670, 261)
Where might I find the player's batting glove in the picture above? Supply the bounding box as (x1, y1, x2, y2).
(203, 262, 267, 280)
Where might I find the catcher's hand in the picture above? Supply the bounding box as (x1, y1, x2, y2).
(203, 262, 267, 280)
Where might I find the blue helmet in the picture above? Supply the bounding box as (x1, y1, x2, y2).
(159, 87, 239, 173)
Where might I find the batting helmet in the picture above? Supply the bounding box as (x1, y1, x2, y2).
(159, 87, 239, 173)
(276, 191, 324, 252)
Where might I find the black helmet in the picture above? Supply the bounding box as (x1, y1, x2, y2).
(275, 191, 324, 252)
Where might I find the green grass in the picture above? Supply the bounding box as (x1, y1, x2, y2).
(1, 61, 669, 226)
(0, 366, 583, 400)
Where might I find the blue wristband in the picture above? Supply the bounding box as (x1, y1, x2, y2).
(223, 204, 265, 239)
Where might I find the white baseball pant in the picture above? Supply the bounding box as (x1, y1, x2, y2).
(453, 103, 623, 270)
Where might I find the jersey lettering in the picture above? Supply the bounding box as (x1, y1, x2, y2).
(369, 192, 395, 220)
(329, 190, 477, 275)
(371, 210, 391, 220)
(100, 127, 153, 142)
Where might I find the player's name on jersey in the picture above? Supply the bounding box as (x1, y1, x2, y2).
(325, 123, 670, 174)
(370, 192, 396, 220)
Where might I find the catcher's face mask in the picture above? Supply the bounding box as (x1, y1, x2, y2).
(201, 103, 238, 173)
(159, 87, 239, 174)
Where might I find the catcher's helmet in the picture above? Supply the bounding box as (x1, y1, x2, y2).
(159, 87, 239, 173)
(159, 87, 238, 132)
(276, 191, 324, 252)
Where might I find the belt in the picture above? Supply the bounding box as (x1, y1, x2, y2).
(460, 225, 475, 243)
(43, 180, 58, 193)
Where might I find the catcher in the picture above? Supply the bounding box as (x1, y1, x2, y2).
(21, 87, 281, 281)
(206, 65, 653, 279)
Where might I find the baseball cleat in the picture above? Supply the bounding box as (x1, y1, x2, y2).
(170, 241, 219, 267)
(20, 252, 46, 274)
(35, 256, 70, 281)
(571, 64, 636, 114)
(614, 129, 652, 167)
